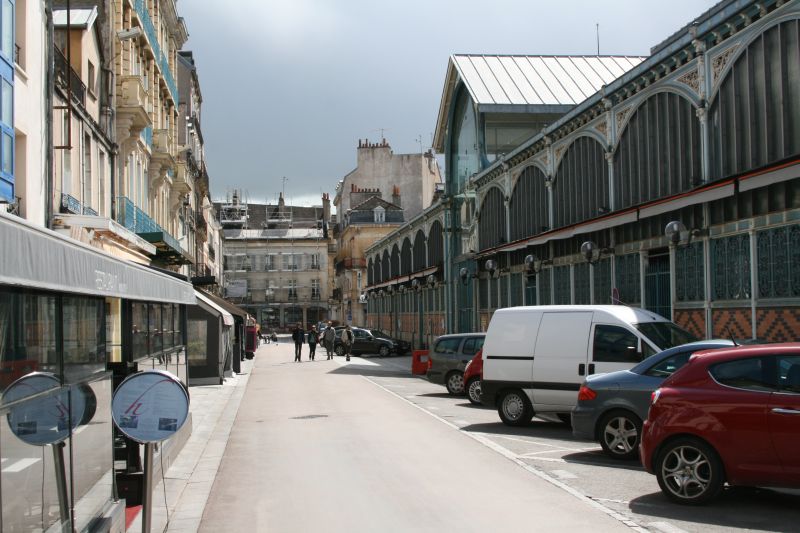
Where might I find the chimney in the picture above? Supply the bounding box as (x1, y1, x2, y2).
(278, 192, 285, 209)
(392, 185, 401, 207)
(322, 192, 331, 223)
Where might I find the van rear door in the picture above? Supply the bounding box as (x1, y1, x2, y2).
(532, 312, 593, 411)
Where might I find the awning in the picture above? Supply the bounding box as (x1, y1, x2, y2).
(0, 211, 195, 304)
(196, 289, 249, 320)
(195, 291, 234, 326)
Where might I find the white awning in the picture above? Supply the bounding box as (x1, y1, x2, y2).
(194, 291, 234, 326)
(0, 211, 195, 304)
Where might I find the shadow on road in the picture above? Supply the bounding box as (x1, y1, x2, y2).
(326, 365, 416, 379)
(628, 487, 800, 531)
(460, 420, 572, 439)
(560, 450, 644, 471)
(415, 392, 454, 399)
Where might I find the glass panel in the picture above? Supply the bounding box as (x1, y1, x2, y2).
(710, 357, 775, 392)
(554, 266, 571, 305)
(162, 303, 173, 351)
(676, 241, 705, 301)
(187, 318, 208, 367)
(711, 234, 751, 300)
(131, 302, 149, 361)
(2, 132, 12, 174)
(592, 325, 640, 363)
(62, 295, 105, 383)
(593, 258, 612, 304)
(634, 322, 697, 350)
(149, 304, 162, 359)
(644, 351, 693, 378)
(106, 298, 123, 363)
(434, 338, 461, 354)
(1, 79, 11, 127)
(0, 290, 58, 391)
(1, 0, 11, 58)
(777, 355, 800, 394)
(574, 263, 590, 304)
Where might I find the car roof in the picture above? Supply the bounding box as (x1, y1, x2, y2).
(434, 333, 486, 340)
(629, 340, 734, 374)
(492, 305, 673, 323)
(689, 342, 800, 365)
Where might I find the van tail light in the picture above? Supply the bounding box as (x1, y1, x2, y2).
(577, 385, 597, 401)
(651, 388, 662, 405)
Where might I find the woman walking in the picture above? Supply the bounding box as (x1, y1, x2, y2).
(307, 326, 319, 361)
(292, 323, 305, 362)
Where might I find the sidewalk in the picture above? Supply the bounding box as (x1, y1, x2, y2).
(126, 346, 261, 533)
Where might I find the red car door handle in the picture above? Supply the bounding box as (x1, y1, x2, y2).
(771, 408, 800, 415)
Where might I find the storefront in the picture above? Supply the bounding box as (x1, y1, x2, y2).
(0, 211, 195, 531)
(187, 291, 234, 385)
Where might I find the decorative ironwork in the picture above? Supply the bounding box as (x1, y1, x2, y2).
(757, 225, 800, 299)
(711, 44, 739, 87)
(676, 68, 700, 94)
(574, 263, 590, 304)
(54, 46, 86, 106)
(711, 234, 751, 300)
(60, 193, 82, 214)
(133, 0, 178, 102)
(615, 253, 641, 305)
(676, 241, 705, 301)
(593, 258, 612, 304)
(83, 206, 98, 216)
(554, 265, 571, 305)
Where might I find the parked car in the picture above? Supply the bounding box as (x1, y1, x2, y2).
(640, 343, 800, 505)
(481, 305, 697, 426)
(463, 349, 484, 405)
(572, 340, 734, 459)
(333, 327, 410, 357)
(426, 334, 486, 394)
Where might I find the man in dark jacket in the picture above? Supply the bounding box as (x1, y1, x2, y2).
(292, 323, 305, 362)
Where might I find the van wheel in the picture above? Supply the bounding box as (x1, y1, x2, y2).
(445, 371, 465, 395)
(498, 390, 533, 426)
(655, 437, 724, 505)
(466, 378, 482, 405)
(598, 410, 642, 460)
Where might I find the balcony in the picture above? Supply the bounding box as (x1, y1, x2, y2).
(54, 47, 86, 107)
(118, 75, 151, 135)
(133, 0, 178, 103)
(60, 193, 82, 215)
(115, 196, 190, 265)
(152, 129, 176, 168)
(335, 257, 366, 275)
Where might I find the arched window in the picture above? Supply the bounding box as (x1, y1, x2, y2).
(710, 19, 800, 179)
(427, 221, 443, 267)
(381, 250, 390, 283)
(400, 238, 412, 275)
(367, 258, 374, 286)
(553, 137, 608, 228)
(391, 244, 400, 278)
(478, 187, 506, 251)
(510, 165, 549, 241)
(413, 230, 426, 272)
(614, 92, 699, 209)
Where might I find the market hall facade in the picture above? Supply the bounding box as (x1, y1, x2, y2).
(365, 0, 800, 347)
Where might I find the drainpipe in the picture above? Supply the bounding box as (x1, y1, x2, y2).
(45, 2, 55, 228)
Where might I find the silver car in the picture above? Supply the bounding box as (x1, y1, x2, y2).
(425, 334, 485, 395)
(571, 340, 734, 460)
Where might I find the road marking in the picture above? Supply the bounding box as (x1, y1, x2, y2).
(2, 458, 41, 473)
(426, 406, 440, 410)
(361, 375, 649, 533)
(519, 448, 596, 457)
(519, 456, 568, 463)
(647, 522, 690, 533)
(490, 434, 590, 451)
(551, 469, 578, 480)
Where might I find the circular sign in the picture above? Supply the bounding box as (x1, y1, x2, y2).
(111, 370, 189, 444)
(3, 372, 87, 446)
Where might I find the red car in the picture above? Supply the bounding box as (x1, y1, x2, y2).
(463, 349, 483, 405)
(640, 343, 800, 504)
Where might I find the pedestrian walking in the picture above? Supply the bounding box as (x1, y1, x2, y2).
(323, 322, 335, 360)
(342, 325, 354, 362)
(292, 323, 305, 362)
(307, 326, 319, 361)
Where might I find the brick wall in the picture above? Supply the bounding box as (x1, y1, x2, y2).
(674, 308, 706, 339)
(711, 308, 752, 340)
(756, 307, 800, 342)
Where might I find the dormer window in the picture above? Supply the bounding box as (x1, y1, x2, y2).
(374, 206, 385, 223)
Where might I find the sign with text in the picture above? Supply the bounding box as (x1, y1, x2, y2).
(111, 370, 189, 444)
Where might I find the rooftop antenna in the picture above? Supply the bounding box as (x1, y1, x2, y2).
(596, 23, 600, 56)
(371, 128, 390, 140)
(416, 134, 423, 153)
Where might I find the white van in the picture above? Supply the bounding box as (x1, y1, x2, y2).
(480, 305, 697, 426)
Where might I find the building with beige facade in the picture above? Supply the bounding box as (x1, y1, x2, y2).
(332, 138, 442, 325)
(218, 192, 333, 331)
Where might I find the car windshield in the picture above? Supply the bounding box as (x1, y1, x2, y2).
(370, 330, 391, 339)
(634, 322, 698, 351)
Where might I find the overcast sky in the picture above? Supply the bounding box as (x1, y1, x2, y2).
(180, 0, 717, 207)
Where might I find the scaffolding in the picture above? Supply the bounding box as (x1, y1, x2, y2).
(220, 189, 249, 227)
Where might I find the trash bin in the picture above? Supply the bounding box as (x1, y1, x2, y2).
(411, 350, 430, 375)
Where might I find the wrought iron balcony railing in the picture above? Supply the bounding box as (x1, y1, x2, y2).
(115, 196, 182, 253)
(54, 46, 86, 106)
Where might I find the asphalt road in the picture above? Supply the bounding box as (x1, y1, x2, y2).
(200, 340, 799, 532)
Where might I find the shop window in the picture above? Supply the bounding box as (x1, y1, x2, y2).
(187, 318, 208, 367)
(0, 290, 57, 390)
(62, 295, 105, 381)
(131, 302, 149, 361)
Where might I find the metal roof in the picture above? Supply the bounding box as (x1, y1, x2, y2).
(452, 55, 646, 107)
